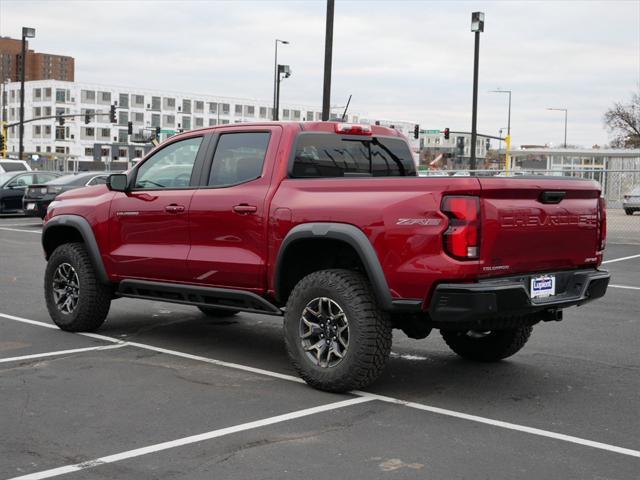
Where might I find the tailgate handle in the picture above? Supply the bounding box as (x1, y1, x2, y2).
(540, 191, 565, 204)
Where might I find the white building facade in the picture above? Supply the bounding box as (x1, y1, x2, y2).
(1, 79, 416, 169)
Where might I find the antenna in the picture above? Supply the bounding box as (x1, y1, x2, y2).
(341, 94, 352, 121)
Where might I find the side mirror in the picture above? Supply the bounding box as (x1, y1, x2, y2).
(107, 173, 128, 192)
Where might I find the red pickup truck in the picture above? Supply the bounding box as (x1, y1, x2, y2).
(42, 122, 610, 392)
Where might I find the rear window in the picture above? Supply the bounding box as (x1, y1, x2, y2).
(291, 134, 416, 178)
(0, 161, 28, 172)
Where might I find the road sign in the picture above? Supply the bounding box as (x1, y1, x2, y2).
(423, 130, 441, 134)
(160, 129, 176, 134)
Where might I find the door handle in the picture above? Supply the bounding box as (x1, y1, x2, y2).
(165, 204, 185, 213)
(233, 204, 258, 214)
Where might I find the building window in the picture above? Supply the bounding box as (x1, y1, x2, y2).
(164, 114, 175, 126)
(33, 107, 41, 117)
(118, 111, 128, 125)
(259, 107, 267, 119)
(245, 105, 255, 117)
(164, 97, 175, 110)
(283, 109, 290, 120)
(151, 113, 160, 127)
(44, 125, 52, 136)
(195, 117, 204, 128)
(133, 112, 144, 123)
(33, 88, 42, 100)
(209, 119, 217, 126)
(81, 90, 95, 103)
(119, 93, 129, 109)
(220, 119, 230, 125)
(182, 99, 191, 114)
(208, 102, 217, 114)
(118, 129, 128, 143)
(99, 91, 111, 104)
(35, 146, 41, 152)
(34, 125, 42, 136)
(221, 103, 230, 115)
(56, 89, 67, 103)
(85, 147, 94, 156)
(55, 126, 65, 140)
(194, 101, 204, 113)
(44, 106, 52, 116)
(151, 96, 161, 111)
(83, 127, 95, 137)
(132, 95, 144, 107)
(306, 111, 313, 121)
(235, 104, 243, 115)
(182, 116, 191, 130)
(100, 128, 111, 138)
(293, 110, 301, 120)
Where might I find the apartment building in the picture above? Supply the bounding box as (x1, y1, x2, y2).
(0, 37, 75, 82)
(1, 79, 418, 170)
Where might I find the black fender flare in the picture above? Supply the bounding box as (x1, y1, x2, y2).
(42, 215, 110, 284)
(274, 222, 394, 310)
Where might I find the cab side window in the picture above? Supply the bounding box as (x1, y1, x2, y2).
(9, 174, 36, 187)
(135, 137, 203, 189)
(87, 176, 108, 186)
(208, 132, 270, 187)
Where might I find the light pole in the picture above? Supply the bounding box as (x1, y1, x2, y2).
(19, 27, 36, 160)
(469, 12, 484, 171)
(547, 107, 568, 148)
(273, 39, 289, 121)
(275, 64, 291, 120)
(489, 89, 511, 136)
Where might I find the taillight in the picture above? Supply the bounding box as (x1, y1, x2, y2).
(598, 196, 606, 251)
(441, 196, 480, 260)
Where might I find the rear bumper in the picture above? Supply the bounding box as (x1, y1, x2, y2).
(428, 268, 610, 326)
(22, 199, 50, 218)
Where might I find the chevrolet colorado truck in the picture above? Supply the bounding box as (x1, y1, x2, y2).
(42, 122, 610, 392)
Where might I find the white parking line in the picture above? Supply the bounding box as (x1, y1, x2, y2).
(609, 284, 640, 291)
(0, 223, 42, 227)
(7, 397, 374, 480)
(0, 227, 42, 234)
(0, 343, 127, 364)
(1, 312, 639, 460)
(602, 253, 640, 264)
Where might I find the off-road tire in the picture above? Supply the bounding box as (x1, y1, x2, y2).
(44, 242, 111, 332)
(197, 306, 239, 317)
(284, 269, 392, 392)
(441, 326, 532, 362)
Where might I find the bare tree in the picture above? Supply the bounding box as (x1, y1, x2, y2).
(603, 92, 640, 148)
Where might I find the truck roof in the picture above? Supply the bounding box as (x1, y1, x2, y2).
(171, 121, 405, 139)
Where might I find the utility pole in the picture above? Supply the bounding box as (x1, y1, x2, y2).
(322, 0, 335, 121)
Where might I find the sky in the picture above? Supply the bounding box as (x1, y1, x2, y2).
(1, 0, 639, 147)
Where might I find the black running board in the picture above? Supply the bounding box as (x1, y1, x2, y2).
(117, 279, 283, 316)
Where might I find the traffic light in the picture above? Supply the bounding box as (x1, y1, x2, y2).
(443, 128, 450, 140)
(413, 124, 420, 139)
(109, 104, 116, 123)
(57, 115, 65, 126)
(84, 113, 91, 125)
(456, 136, 465, 156)
(485, 138, 491, 151)
(155, 126, 161, 140)
(127, 121, 133, 135)
(0, 132, 4, 153)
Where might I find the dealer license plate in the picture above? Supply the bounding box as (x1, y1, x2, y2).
(531, 275, 556, 298)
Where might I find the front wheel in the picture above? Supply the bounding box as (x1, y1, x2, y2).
(624, 208, 633, 216)
(284, 269, 392, 393)
(44, 242, 111, 332)
(441, 326, 532, 362)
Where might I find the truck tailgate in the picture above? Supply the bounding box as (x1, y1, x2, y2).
(478, 177, 603, 275)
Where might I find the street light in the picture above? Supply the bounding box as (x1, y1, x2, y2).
(547, 107, 568, 148)
(489, 89, 511, 136)
(275, 64, 291, 121)
(469, 12, 484, 171)
(19, 26, 36, 161)
(273, 39, 289, 121)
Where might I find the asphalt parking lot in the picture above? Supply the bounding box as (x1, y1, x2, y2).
(1, 215, 638, 479)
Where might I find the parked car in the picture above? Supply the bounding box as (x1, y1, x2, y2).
(622, 186, 640, 215)
(41, 121, 610, 393)
(0, 171, 60, 214)
(23, 172, 110, 219)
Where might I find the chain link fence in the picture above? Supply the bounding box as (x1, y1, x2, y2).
(418, 168, 640, 244)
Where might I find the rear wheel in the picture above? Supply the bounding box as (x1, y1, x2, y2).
(197, 306, 239, 317)
(284, 269, 392, 392)
(44, 242, 111, 331)
(441, 326, 532, 362)
(624, 208, 633, 215)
